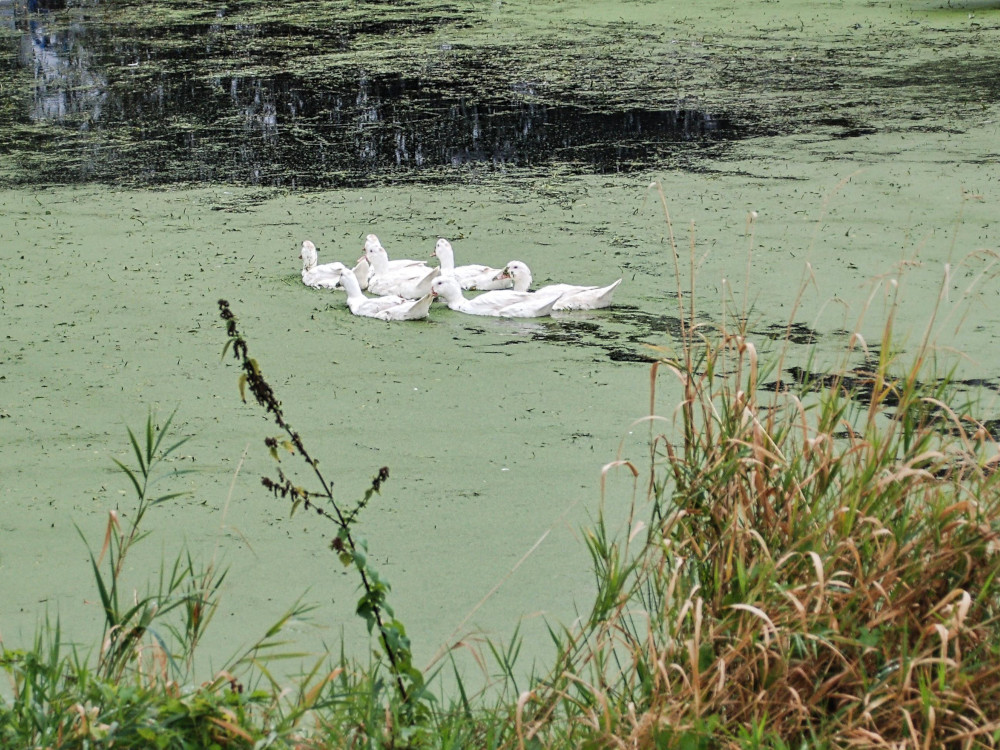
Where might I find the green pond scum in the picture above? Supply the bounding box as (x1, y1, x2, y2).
(1, 0, 999, 701)
(1, 0, 997, 187)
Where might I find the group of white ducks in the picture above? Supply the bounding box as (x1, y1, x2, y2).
(299, 234, 622, 321)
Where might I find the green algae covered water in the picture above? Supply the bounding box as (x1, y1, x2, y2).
(1, 0, 999, 683)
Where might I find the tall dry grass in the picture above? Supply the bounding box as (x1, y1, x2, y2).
(512, 188, 1000, 748)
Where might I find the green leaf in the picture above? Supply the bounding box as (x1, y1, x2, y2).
(698, 642, 714, 672)
(145, 412, 155, 466)
(356, 599, 376, 633)
(112, 458, 144, 499)
(89, 552, 115, 626)
(150, 492, 189, 506)
(405, 664, 425, 690)
(126, 426, 147, 477)
(858, 626, 880, 649)
(160, 435, 191, 462)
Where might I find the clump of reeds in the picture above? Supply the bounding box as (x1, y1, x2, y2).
(513, 188, 1000, 748)
(0, 410, 333, 747)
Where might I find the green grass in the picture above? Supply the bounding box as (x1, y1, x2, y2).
(4, 192, 1000, 747)
(510, 191, 1000, 748)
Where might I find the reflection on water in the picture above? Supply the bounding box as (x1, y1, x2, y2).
(1, 0, 744, 186)
(18, 0, 105, 124)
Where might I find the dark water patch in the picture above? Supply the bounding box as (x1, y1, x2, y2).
(978, 419, 1000, 442)
(3, 0, 996, 187)
(816, 117, 878, 139)
(760, 362, 890, 403)
(0, 0, 753, 187)
(608, 349, 657, 363)
(880, 54, 1000, 107)
(755, 322, 820, 346)
(2, 70, 745, 186)
(439, 305, 681, 363)
(519, 308, 683, 363)
(761, 363, 1000, 438)
(609, 307, 691, 345)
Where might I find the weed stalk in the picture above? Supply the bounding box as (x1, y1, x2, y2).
(217, 299, 422, 710)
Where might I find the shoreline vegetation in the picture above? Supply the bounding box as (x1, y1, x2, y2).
(4, 194, 1000, 748)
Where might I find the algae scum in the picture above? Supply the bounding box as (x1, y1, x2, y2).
(0, 0, 744, 186)
(5, 0, 994, 188)
(3, 0, 1000, 679)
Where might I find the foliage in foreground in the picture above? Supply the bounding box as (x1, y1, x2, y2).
(0, 408, 500, 748)
(513, 211, 1000, 746)
(4, 199, 1000, 747)
(517, 337, 1000, 747)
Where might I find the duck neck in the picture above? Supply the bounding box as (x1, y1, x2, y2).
(337, 271, 366, 301)
(511, 271, 532, 292)
(436, 282, 466, 309)
(435, 244, 455, 272)
(367, 251, 390, 275)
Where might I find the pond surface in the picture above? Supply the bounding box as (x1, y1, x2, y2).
(2, 0, 1000, 687)
(4, 0, 996, 187)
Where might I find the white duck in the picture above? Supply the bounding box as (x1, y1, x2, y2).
(325, 262, 433, 321)
(300, 241, 342, 289)
(365, 243, 441, 299)
(362, 234, 433, 274)
(430, 277, 559, 318)
(497, 260, 622, 311)
(300, 240, 369, 290)
(431, 238, 512, 291)
(355, 234, 430, 290)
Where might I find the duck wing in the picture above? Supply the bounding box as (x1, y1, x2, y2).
(552, 279, 622, 310)
(375, 292, 434, 321)
(456, 265, 513, 291)
(497, 293, 558, 318)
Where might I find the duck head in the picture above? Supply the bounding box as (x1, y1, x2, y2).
(362, 233, 384, 260)
(500, 260, 532, 291)
(300, 240, 318, 270)
(432, 238, 453, 259)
